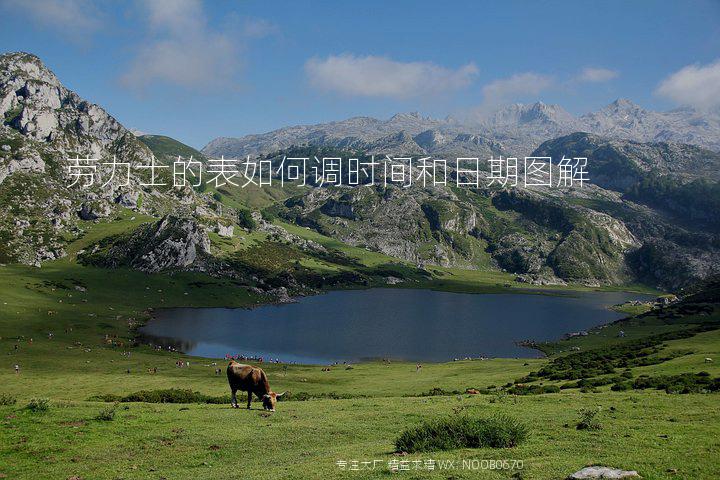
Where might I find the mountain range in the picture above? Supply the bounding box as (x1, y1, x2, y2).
(203, 100, 720, 159)
(1, 51, 719, 294)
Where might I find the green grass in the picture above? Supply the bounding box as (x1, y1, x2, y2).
(138, 135, 207, 162)
(64, 209, 157, 259)
(208, 182, 305, 210)
(1, 392, 718, 479)
(276, 220, 397, 268)
(1, 259, 719, 478)
(610, 301, 655, 316)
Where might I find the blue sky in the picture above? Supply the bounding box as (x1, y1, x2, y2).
(1, 0, 719, 149)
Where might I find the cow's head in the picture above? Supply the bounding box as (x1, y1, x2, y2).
(262, 391, 286, 411)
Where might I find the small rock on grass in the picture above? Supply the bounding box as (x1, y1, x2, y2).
(568, 466, 640, 479)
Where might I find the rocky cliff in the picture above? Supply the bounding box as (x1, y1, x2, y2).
(0, 52, 224, 266)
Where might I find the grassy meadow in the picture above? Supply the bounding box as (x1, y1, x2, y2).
(1, 215, 719, 479)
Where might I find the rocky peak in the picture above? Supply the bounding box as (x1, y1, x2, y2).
(368, 130, 424, 154)
(0, 52, 61, 87)
(594, 98, 646, 121)
(0, 51, 143, 159)
(389, 112, 423, 121)
(488, 102, 577, 127)
(578, 98, 720, 151)
(609, 98, 642, 110)
(521, 102, 572, 124)
(413, 129, 446, 149)
(0, 51, 220, 266)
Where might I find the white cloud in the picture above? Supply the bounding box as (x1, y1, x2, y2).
(120, 0, 242, 91)
(657, 59, 720, 110)
(143, 0, 202, 34)
(305, 54, 478, 98)
(481, 72, 554, 106)
(577, 67, 619, 83)
(0, 0, 103, 40)
(241, 18, 279, 39)
(122, 37, 237, 90)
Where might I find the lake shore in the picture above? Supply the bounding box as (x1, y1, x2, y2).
(138, 288, 654, 364)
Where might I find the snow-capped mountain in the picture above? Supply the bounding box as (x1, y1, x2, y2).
(203, 100, 720, 158)
(581, 99, 720, 150)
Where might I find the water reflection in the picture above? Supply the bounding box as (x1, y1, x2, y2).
(139, 288, 652, 364)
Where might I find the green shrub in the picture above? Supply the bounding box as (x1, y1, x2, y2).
(26, 397, 50, 412)
(579, 386, 600, 393)
(90, 389, 228, 404)
(89, 389, 362, 404)
(611, 382, 631, 391)
(96, 403, 118, 421)
(0, 393, 17, 406)
(87, 393, 122, 402)
(632, 373, 720, 394)
(576, 407, 602, 430)
(488, 391, 508, 404)
(287, 391, 312, 401)
(506, 384, 560, 395)
(260, 210, 277, 222)
(395, 415, 529, 453)
(237, 209, 257, 230)
(419, 387, 461, 397)
(577, 377, 614, 388)
(530, 329, 706, 383)
(281, 391, 363, 401)
(120, 388, 228, 404)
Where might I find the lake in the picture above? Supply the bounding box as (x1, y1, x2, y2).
(139, 288, 653, 364)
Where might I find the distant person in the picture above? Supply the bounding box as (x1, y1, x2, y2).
(416, 364, 422, 372)
(14, 364, 20, 374)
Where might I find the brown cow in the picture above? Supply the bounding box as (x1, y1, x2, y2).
(226, 361, 286, 411)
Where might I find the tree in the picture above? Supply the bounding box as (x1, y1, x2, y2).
(238, 209, 256, 231)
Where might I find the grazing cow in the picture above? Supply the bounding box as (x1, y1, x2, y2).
(705, 357, 713, 363)
(227, 361, 286, 411)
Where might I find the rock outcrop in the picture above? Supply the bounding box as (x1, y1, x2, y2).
(0, 52, 229, 265)
(567, 466, 640, 479)
(80, 215, 211, 273)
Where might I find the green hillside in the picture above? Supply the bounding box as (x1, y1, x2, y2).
(138, 134, 208, 162)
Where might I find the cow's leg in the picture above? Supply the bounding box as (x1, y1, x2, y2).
(231, 387, 238, 408)
(246, 390, 252, 409)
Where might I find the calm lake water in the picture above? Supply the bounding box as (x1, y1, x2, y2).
(139, 288, 652, 364)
